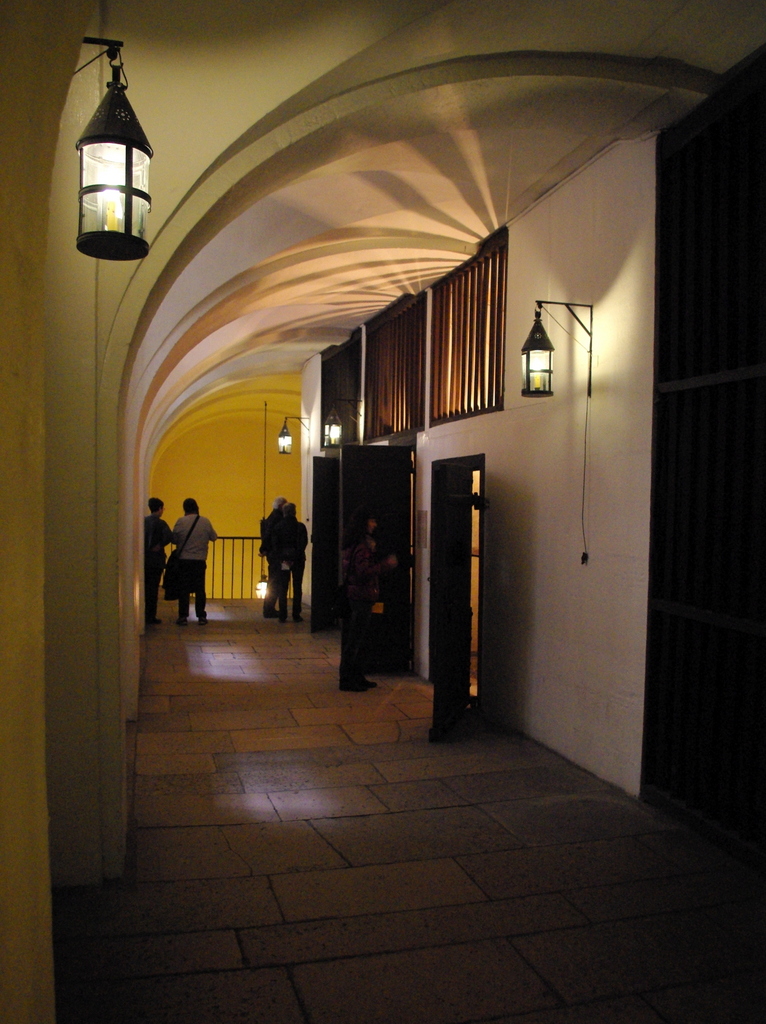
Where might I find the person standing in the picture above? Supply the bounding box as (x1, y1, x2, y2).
(144, 498, 173, 624)
(259, 496, 286, 618)
(172, 498, 218, 625)
(338, 506, 397, 691)
(271, 502, 308, 621)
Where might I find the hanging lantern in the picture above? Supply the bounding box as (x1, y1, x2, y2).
(255, 575, 268, 600)
(323, 406, 342, 447)
(521, 307, 554, 396)
(75, 42, 152, 260)
(277, 419, 293, 454)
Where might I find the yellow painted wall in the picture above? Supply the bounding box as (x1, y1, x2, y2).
(0, 1, 93, 1020)
(150, 380, 304, 537)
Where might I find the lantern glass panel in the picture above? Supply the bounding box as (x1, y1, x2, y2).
(522, 351, 553, 393)
(133, 196, 150, 238)
(81, 142, 127, 188)
(80, 189, 125, 233)
(132, 149, 150, 193)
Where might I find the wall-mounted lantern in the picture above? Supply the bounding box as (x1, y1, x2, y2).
(277, 417, 309, 454)
(75, 37, 152, 260)
(323, 406, 343, 448)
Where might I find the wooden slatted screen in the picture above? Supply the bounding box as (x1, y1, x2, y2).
(365, 294, 426, 441)
(430, 228, 507, 424)
(644, 56, 766, 864)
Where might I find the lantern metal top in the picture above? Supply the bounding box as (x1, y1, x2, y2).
(521, 307, 555, 354)
(76, 74, 152, 157)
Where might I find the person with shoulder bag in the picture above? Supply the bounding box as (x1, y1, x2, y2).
(170, 498, 218, 625)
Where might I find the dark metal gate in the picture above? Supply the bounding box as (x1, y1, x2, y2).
(643, 55, 766, 865)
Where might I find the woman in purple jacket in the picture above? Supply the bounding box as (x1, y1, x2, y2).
(339, 506, 397, 691)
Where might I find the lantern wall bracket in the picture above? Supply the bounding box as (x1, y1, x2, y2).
(535, 300, 593, 398)
(533, 299, 594, 566)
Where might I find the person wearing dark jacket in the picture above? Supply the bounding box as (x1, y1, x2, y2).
(144, 498, 173, 624)
(270, 502, 308, 621)
(338, 506, 397, 690)
(259, 496, 286, 618)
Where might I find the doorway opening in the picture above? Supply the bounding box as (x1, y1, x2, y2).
(429, 454, 486, 740)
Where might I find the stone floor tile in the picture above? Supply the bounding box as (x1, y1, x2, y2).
(374, 747, 558, 783)
(566, 871, 766, 923)
(643, 971, 766, 1024)
(138, 695, 170, 714)
(636, 828, 753, 873)
(395, 701, 433, 719)
(188, 708, 298, 731)
(457, 838, 677, 899)
(136, 712, 192, 733)
(342, 721, 401, 744)
(53, 876, 282, 937)
(369, 778, 469, 811)
(272, 857, 485, 921)
(290, 704, 406, 726)
(134, 771, 244, 796)
(704, 897, 766, 946)
(307, 689, 403, 707)
(270, 785, 388, 821)
(135, 752, 218, 775)
(255, 658, 331, 673)
(56, 968, 305, 1024)
(231, 724, 352, 752)
(444, 764, 609, 803)
(135, 792, 279, 827)
(239, 761, 386, 792)
(512, 910, 758, 1003)
(293, 938, 558, 1024)
(481, 792, 673, 846)
(243, 891, 583, 965)
(312, 805, 521, 865)
(136, 731, 235, 755)
(221, 820, 347, 874)
(144, 679, 250, 696)
(170, 694, 277, 711)
(503, 996, 667, 1023)
(54, 929, 242, 980)
(397, 719, 431, 742)
(136, 826, 251, 881)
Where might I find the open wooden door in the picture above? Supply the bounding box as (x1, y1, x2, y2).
(429, 460, 475, 740)
(310, 456, 339, 632)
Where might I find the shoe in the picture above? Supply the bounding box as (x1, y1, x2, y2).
(339, 680, 369, 692)
(292, 615, 303, 622)
(358, 678, 377, 688)
(176, 617, 188, 625)
(198, 616, 207, 624)
(263, 611, 279, 619)
(146, 618, 162, 625)
(278, 616, 287, 622)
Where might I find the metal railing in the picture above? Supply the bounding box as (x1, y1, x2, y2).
(207, 536, 262, 600)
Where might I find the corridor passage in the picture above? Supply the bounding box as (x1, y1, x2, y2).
(54, 603, 765, 1023)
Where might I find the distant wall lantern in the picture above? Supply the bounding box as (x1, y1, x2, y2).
(277, 416, 309, 454)
(75, 38, 152, 261)
(323, 406, 343, 448)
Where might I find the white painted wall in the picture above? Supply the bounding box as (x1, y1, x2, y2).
(415, 138, 656, 794)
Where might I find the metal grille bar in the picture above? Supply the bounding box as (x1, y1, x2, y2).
(207, 537, 260, 600)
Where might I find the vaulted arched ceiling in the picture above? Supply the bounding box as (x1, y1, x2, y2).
(91, 0, 765, 462)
